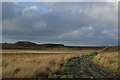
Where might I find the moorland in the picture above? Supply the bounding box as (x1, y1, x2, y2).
(1, 41, 119, 78)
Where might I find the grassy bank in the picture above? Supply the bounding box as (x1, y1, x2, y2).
(92, 47, 119, 76)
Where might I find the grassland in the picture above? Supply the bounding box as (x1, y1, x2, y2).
(1, 49, 95, 54)
(2, 46, 119, 78)
(92, 47, 119, 76)
(62, 53, 117, 78)
(2, 49, 95, 78)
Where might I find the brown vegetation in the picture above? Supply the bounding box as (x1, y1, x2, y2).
(92, 47, 119, 76)
(1, 49, 94, 54)
(2, 49, 94, 78)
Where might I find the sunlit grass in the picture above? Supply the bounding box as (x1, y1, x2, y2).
(93, 51, 119, 76)
(2, 49, 94, 78)
(2, 47, 119, 78)
(1, 49, 94, 54)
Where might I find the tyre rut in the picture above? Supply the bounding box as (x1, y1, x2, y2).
(61, 52, 118, 78)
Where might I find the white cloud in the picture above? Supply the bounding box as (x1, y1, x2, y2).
(22, 5, 39, 14)
(29, 6, 39, 10)
(81, 26, 94, 30)
(83, 3, 118, 27)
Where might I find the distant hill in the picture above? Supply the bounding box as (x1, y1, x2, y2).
(15, 41, 38, 47)
(1, 41, 106, 50)
(1, 41, 65, 50)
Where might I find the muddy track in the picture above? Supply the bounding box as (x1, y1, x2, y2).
(62, 52, 118, 78)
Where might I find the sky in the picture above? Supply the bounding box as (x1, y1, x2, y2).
(2, 2, 118, 46)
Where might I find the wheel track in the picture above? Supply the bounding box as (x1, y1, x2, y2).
(62, 52, 118, 78)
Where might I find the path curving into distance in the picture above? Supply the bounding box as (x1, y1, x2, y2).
(56, 52, 118, 78)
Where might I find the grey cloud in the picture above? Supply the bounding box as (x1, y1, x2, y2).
(2, 2, 118, 46)
(2, 2, 22, 20)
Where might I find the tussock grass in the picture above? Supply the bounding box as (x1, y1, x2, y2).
(2, 49, 94, 78)
(93, 51, 119, 76)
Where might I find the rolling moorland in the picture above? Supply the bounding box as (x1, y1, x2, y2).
(0, 41, 119, 79)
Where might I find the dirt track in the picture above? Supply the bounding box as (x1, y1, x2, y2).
(59, 52, 118, 78)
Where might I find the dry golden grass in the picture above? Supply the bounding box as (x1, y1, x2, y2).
(0, 49, 2, 79)
(93, 51, 119, 75)
(1, 49, 94, 54)
(0, 56, 2, 79)
(2, 49, 94, 78)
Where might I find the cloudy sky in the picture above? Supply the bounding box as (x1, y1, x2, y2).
(2, 2, 118, 46)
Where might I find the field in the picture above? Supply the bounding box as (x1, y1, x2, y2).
(1, 44, 119, 78)
(92, 47, 119, 76)
(1, 49, 95, 54)
(2, 49, 95, 78)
